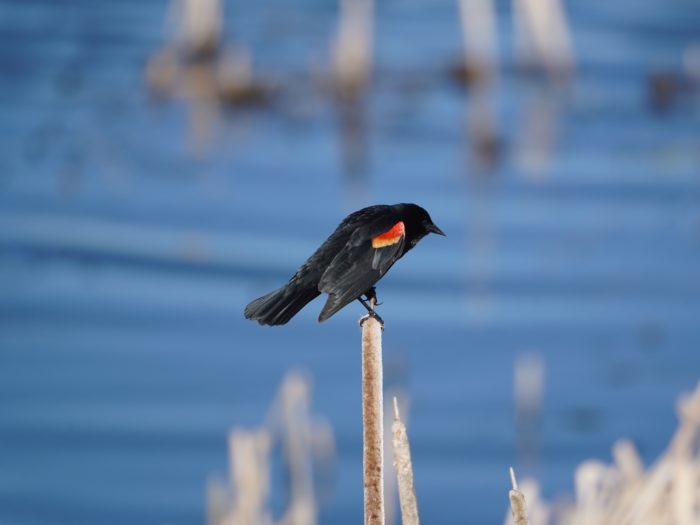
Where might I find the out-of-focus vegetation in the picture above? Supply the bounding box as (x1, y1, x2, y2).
(2, 0, 699, 524)
(506, 380, 700, 525)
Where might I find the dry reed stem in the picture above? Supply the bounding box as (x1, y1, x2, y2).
(206, 477, 231, 525)
(362, 315, 385, 525)
(509, 467, 531, 525)
(209, 373, 335, 525)
(514, 353, 544, 468)
(333, 0, 374, 97)
(392, 397, 420, 525)
(384, 390, 407, 525)
(164, 0, 222, 59)
(521, 379, 700, 525)
(228, 428, 272, 525)
(457, 0, 499, 82)
(277, 373, 317, 525)
(513, 0, 574, 80)
(384, 394, 399, 525)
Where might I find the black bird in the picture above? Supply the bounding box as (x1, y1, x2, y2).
(244, 203, 445, 325)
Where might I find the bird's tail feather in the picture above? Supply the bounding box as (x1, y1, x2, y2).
(244, 284, 319, 326)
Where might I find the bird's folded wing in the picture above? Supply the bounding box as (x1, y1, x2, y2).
(318, 216, 406, 306)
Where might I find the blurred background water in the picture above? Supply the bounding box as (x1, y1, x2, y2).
(1, 0, 700, 524)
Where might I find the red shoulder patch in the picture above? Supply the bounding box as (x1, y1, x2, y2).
(371, 221, 405, 248)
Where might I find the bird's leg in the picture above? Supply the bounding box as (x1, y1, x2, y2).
(363, 286, 383, 306)
(358, 287, 377, 313)
(358, 296, 373, 314)
(359, 287, 384, 327)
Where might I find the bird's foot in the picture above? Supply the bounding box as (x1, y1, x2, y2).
(358, 290, 384, 329)
(360, 310, 384, 328)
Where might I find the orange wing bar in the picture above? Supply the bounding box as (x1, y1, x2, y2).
(371, 221, 405, 248)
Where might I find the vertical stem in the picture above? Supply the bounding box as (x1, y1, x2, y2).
(333, 0, 374, 96)
(278, 372, 317, 525)
(362, 315, 385, 525)
(392, 397, 420, 525)
(508, 467, 531, 525)
(458, 0, 498, 77)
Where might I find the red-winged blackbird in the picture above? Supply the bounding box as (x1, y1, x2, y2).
(244, 203, 445, 325)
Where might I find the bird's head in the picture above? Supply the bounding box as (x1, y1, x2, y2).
(396, 203, 445, 248)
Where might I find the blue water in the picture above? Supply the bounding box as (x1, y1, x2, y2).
(1, 0, 700, 524)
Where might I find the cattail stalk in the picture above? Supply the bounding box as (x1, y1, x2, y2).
(333, 0, 374, 98)
(513, 0, 574, 80)
(227, 429, 272, 525)
(361, 314, 385, 525)
(457, 0, 499, 81)
(278, 373, 317, 525)
(508, 467, 530, 525)
(392, 397, 420, 525)
(514, 353, 544, 468)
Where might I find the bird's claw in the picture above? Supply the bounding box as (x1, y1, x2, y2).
(360, 310, 385, 329)
(358, 288, 384, 328)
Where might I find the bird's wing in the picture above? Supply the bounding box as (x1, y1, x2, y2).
(317, 216, 406, 321)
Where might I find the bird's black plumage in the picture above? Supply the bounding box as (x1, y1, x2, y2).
(244, 203, 444, 325)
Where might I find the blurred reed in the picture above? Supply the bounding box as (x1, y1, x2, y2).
(514, 353, 544, 470)
(206, 352, 700, 525)
(514, 85, 562, 179)
(146, 0, 274, 151)
(208, 371, 334, 525)
(452, 0, 499, 86)
(227, 429, 273, 525)
(206, 428, 273, 525)
(169, 0, 223, 61)
(508, 467, 531, 525)
(332, 0, 374, 101)
(449, 0, 576, 171)
(140, 0, 594, 175)
(329, 0, 375, 177)
(384, 389, 408, 525)
(513, 0, 574, 82)
(511, 0, 574, 178)
(449, 0, 503, 170)
(270, 373, 318, 525)
(454, 0, 575, 84)
(504, 380, 700, 525)
(391, 397, 420, 525)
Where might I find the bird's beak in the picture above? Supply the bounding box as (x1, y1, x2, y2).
(427, 223, 446, 236)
